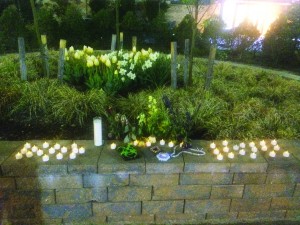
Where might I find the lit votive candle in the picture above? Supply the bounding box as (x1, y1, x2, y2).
(217, 153, 223, 161)
(251, 147, 258, 153)
(42, 154, 49, 162)
(271, 139, 277, 146)
(133, 140, 139, 146)
(239, 149, 246, 155)
(69, 152, 76, 160)
(54, 143, 61, 150)
(228, 152, 235, 159)
(72, 147, 79, 154)
(283, 151, 290, 157)
(24, 142, 31, 149)
(56, 152, 63, 160)
(160, 139, 165, 146)
(168, 141, 174, 148)
(15, 152, 23, 160)
(110, 143, 117, 150)
(223, 146, 229, 153)
(261, 145, 268, 151)
(210, 142, 216, 149)
(213, 148, 220, 155)
(61, 146, 68, 154)
(233, 145, 239, 151)
(43, 142, 49, 149)
(71, 143, 77, 149)
(26, 151, 33, 158)
(250, 152, 257, 159)
(239, 142, 246, 148)
(37, 149, 43, 156)
(21, 148, 27, 155)
(146, 141, 151, 147)
(31, 145, 38, 153)
(49, 147, 55, 154)
(260, 140, 266, 146)
(269, 150, 276, 158)
(222, 140, 228, 146)
(79, 147, 85, 154)
(249, 141, 255, 148)
(274, 145, 280, 151)
(149, 136, 156, 143)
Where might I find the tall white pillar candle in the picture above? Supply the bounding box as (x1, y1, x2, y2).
(94, 117, 103, 146)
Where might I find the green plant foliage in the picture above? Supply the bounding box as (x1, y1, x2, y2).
(118, 143, 138, 160)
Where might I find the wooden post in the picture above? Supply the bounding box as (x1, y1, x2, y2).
(111, 34, 116, 51)
(171, 42, 177, 89)
(58, 39, 66, 82)
(184, 39, 190, 87)
(132, 36, 137, 49)
(204, 44, 217, 91)
(41, 34, 50, 78)
(18, 37, 27, 81)
(120, 32, 123, 50)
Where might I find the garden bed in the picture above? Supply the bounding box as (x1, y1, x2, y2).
(0, 140, 299, 225)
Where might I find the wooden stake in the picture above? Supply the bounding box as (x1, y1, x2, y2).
(41, 34, 50, 78)
(111, 34, 116, 51)
(171, 42, 177, 89)
(58, 39, 66, 82)
(184, 39, 190, 87)
(204, 44, 217, 91)
(18, 37, 27, 81)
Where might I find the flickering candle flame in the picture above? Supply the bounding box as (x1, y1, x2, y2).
(260, 140, 266, 146)
(210, 142, 216, 149)
(71, 143, 78, 149)
(37, 149, 44, 156)
(239, 142, 246, 149)
(223, 146, 229, 153)
(168, 141, 174, 148)
(146, 141, 151, 147)
(228, 152, 235, 159)
(250, 152, 257, 159)
(21, 148, 27, 155)
(251, 147, 258, 153)
(110, 143, 117, 150)
(49, 147, 55, 154)
(79, 147, 85, 154)
(261, 145, 268, 151)
(26, 151, 33, 158)
(72, 147, 79, 154)
(43, 142, 49, 149)
(222, 140, 228, 146)
(233, 145, 239, 151)
(249, 141, 255, 148)
(61, 146, 68, 154)
(148, 136, 156, 143)
(69, 152, 76, 159)
(133, 140, 139, 146)
(274, 145, 280, 151)
(15, 152, 22, 160)
(269, 151, 276, 158)
(24, 142, 31, 149)
(283, 151, 290, 157)
(213, 148, 220, 155)
(239, 149, 246, 155)
(42, 154, 49, 162)
(56, 152, 63, 160)
(217, 153, 223, 160)
(271, 139, 277, 146)
(54, 143, 61, 150)
(31, 145, 38, 153)
(160, 139, 165, 146)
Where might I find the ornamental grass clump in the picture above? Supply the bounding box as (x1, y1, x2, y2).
(64, 45, 171, 95)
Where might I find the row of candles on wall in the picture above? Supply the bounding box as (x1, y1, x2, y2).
(109, 138, 175, 150)
(210, 139, 290, 160)
(15, 142, 85, 162)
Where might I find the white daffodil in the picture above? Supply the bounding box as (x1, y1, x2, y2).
(69, 46, 75, 52)
(112, 56, 117, 63)
(127, 71, 136, 80)
(119, 68, 127, 76)
(86, 59, 93, 68)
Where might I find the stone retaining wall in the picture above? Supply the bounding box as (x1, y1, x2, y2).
(0, 140, 299, 225)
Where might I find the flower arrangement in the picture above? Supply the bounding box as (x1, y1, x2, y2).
(64, 46, 170, 95)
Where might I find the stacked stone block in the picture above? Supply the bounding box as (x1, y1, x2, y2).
(0, 140, 299, 225)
